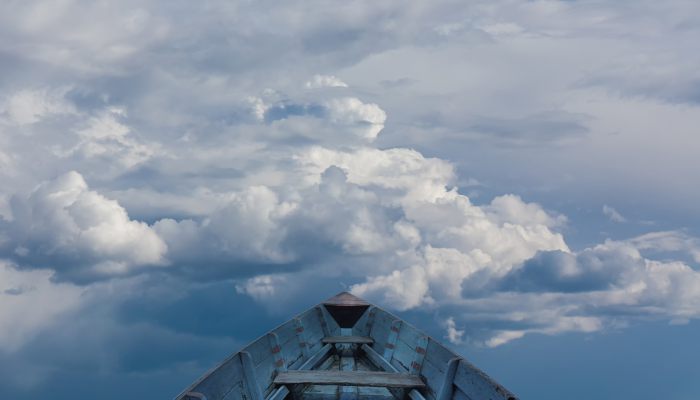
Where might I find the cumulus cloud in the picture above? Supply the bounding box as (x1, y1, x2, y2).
(2, 171, 167, 282)
(440, 237, 700, 346)
(256, 95, 387, 144)
(3, 76, 699, 351)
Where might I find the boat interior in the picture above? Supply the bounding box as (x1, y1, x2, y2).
(177, 293, 515, 400)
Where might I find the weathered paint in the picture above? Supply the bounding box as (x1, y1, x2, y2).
(274, 370, 425, 388)
(174, 292, 518, 400)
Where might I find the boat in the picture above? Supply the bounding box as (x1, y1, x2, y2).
(175, 292, 517, 400)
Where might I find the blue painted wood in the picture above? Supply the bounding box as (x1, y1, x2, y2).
(408, 389, 428, 400)
(382, 319, 401, 361)
(272, 320, 305, 371)
(366, 315, 392, 354)
(254, 358, 279, 397)
(425, 340, 455, 373)
(352, 305, 374, 336)
(244, 334, 277, 366)
(360, 344, 426, 400)
(453, 359, 517, 400)
(361, 344, 397, 373)
(437, 358, 460, 400)
(299, 343, 333, 371)
(300, 309, 326, 354)
(451, 387, 469, 400)
(266, 385, 289, 400)
(323, 336, 374, 344)
(241, 351, 265, 400)
(179, 350, 246, 400)
(410, 335, 429, 375)
(418, 356, 443, 400)
(294, 317, 310, 359)
(315, 306, 330, 336)
(340, 352, 357, 400)
(175, 294, 517, 400)
(274, 370, 425, 388)
(317, 305, 341, 336)
(268, 332, 287, 372)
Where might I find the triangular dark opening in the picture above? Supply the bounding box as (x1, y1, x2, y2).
(324, 304, 370, 328)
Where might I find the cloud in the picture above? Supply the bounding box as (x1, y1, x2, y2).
(59, 107, 158, 169)
(455, 238, 700, 346)
(603, 204, 626, 223)
(444, 316, 465, 345)
(0, 262, 83, 352)
(305, 74, 349, 89)
(2, 171, 167, 283)
(1, 0, 700, 396)
(628, 231, 700, 264)
(1, 87, 76, 126)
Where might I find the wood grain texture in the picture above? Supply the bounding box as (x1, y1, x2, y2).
(322, 336, 374, 344)
(273, 371, 425, 388)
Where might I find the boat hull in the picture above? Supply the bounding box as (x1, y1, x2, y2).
(175, 293, 516, 400)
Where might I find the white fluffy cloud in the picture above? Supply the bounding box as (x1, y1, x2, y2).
(3, 171, 167, 282)
(3, 76, 699, 350)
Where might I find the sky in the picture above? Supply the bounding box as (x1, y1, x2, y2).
(1, 1, 699, 399)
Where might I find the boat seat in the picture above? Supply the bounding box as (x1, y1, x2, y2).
(273, 370, 424, 388)
(321, 336, 374, 344)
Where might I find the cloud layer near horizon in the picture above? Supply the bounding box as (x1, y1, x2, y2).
(1, 1, 700, 398)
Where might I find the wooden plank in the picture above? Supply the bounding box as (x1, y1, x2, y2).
(340, 354, 357, 400)
(245, 335, 277, 366)
(425, 340, 456, 373)
(274, 371, 425, 388)
(316, 306, 341, 336)
(410, 335, 429, 375)
(417, 356, 443, 400)
(272, 320, 302, 370)
(268, 332, 287, 372)
(408, 389, 428, 400)
(361, 344, 397, 373)
(453, 360, 517, 400)
(361, 343, 427, 400)
(352, 306, 375, 336)
(183, 352, 246, 400)
(294, 318, 309, 359)
(241, 351, 265, 400)
(322, 336, 374, 344)
(437, 358, 460, 400)
(451, 388, 469, 400)
(382, 320, 402, 361)
(299, 343, 333, 371)
(267, 386, 289, 400)
(300, 310, 326, 354)
(303, 390, 394, 400)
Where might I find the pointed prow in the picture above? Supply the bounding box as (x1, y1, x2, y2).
(323, 291, 370, 328)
